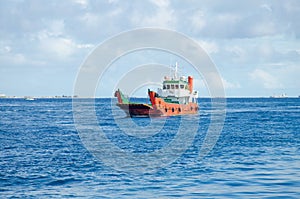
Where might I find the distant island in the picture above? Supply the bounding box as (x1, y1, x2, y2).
(0, 93, 299, 99)
(0, 94, 79, 99)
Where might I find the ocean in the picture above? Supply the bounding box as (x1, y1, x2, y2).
(1, 98, 299, 198)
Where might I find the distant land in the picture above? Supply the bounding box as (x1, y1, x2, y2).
(0, 94, 79, 99)
(0, 93, 299, 99)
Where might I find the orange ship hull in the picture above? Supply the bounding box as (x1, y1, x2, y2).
(115, 90, 198, 117)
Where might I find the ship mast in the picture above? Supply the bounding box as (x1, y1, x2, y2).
(174, 62, 178, 79)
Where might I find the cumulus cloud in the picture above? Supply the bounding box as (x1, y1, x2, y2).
(29, 25, 93, 61)
(48, 20, 65, 37)
(39, 36, 76, 59)
(190, 10, 206, 32)
(149, 0, 170, 8)
(222, 78, 241, 89)
(182, 0, 300, 38)
(0, 0, 299, 96)
(250, 69, 283, 89)
(6, 53, 26, 65)
(74, 0, 89, 8)
(225, 45, 247, 62)
(197, 40, 219, 54)
(80, 12, 102, 29)
(0, 50, 46, 67)
(0, 45, 11, 54)
(131, 0, 175, 28)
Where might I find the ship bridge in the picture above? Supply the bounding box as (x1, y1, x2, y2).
(157, 75, 198, 104)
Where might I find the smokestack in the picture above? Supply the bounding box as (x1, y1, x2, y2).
(188, 76, 193, 93)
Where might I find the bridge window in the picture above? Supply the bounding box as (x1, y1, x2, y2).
(175, 85, 179, 89)
(167, 85, 170, 89)
(180, 85, 184, 89)
(163, 85, 166, 89)
(171, 84, 174, 89)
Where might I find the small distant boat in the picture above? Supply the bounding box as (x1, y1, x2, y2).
(114, 63, 199, 117)
(24, 97, 35, 101)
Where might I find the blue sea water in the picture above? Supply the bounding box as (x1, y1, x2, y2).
(1, 98, 299, 198)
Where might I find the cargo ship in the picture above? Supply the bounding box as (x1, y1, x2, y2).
(114, 64, 198, 117)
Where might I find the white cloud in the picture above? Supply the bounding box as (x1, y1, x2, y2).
(33, 28, 94, 60)
(1, 0, 300, 96)
(108, 0, 118, 4)
(74, 0, 89, 8)
(77, 44, 94, 49)
(216, 13, 240, 25)
(149, 0, 170, 8)
(40, 37, 76, 59)
(108, 7, 123, 17)
(267, 63, 300, 90)
(258, 42, 274, 58)
(260, 4, 272, 12)
(131, 0, 175, 28)
(250, 68, 283, 89)
(224, 45, 248, 63)
(190, 10, 206, 32)
(0, 50, 47, 67)
(143, 10, 174, 27)
(0, 45, 11, 54)
(80, 12, 102, 29)
(8, 53, 26, 65)
(250, 21, 276, 37)
(48, 20, 65, 37)
(198, 40, 219, 54)
(222, 78, 241, 89)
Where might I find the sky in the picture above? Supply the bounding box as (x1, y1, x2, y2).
(0, 0, 299, 97)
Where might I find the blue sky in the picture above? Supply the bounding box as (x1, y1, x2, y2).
(0, 0, 299, 97)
